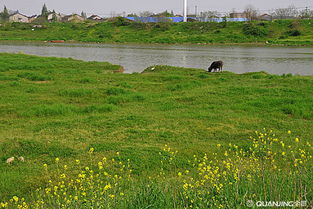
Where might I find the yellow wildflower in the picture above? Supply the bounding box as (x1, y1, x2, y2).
(13, 196, 19, 202)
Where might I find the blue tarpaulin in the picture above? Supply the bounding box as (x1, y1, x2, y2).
(125, 17, 248, 23)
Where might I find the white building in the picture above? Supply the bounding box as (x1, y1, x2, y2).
(9, 13, 29, 23)
(62, 14, 85, 22)
(88, 15, 103, 21)
(47, 12, 64, 22)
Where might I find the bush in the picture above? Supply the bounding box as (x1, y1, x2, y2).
(11, 22, 32, 30)
(287, 29, 302, 36)
(109, 17, 132, 26)
(288, 20, 300, 29)
(242, 23, 268, 37)
(181, 22, 219, 33)
(152, 22, 171, 31)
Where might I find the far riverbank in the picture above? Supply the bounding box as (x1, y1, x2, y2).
(0, 19, 313, 46)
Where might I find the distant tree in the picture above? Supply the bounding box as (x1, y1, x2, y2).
(139, 11, 154, 17)
(81, 11, 87, 19)
(272, 5, 298, 19)
(244, 5, 258, 20)
(299, 8, 313, 19)
(221, 16, 228, 28)
(127, 13, 138, 17)
(199, 11, 219, 20)
(153, 10, 172, 17)
(231, 8, 237, 14)
(41, 4, 48, 17)
(0, 6, 10, 22)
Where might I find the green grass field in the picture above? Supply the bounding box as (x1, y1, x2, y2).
(0, 53, 312, 208)
(0, 19, 313, 45)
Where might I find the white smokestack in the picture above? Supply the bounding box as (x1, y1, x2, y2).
(183, 0, 187, 22)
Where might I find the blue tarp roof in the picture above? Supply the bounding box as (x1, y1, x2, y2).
(125, 17, 248, 23)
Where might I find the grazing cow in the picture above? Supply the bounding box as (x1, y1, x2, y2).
(208, 61, 224, 72)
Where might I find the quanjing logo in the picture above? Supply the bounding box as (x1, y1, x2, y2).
(246, 200, 254, 207)
(246, 200, 307, 207)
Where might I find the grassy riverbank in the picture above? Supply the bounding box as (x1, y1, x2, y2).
(0, 53, 312, 208)
(0, 19, 313, 46)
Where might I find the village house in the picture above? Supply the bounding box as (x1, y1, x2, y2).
(62, 14, 85, 22)
(28, 15, 38, 22)
(259, 14, 273, 21)
(229, 12, 247, 18)
(9, 12, 29, 23)
(47, 12, 64, 22)
(88, 15, 103, 21)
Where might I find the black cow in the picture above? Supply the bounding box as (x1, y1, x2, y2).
(208, 61, 224, 72)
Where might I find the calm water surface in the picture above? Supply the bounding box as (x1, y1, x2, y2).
(0, 43, 312, 75)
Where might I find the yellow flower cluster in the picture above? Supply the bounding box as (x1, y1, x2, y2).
(176, 129, 312, 208)
(1, 130, 312, 208)
(1, 149, 132, 209)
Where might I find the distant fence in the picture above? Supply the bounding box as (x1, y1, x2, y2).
(125, 17, 248, 23)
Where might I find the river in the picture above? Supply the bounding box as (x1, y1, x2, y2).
(0, 42, 312, 75)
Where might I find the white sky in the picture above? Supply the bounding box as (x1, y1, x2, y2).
(0, 0, 311, 16)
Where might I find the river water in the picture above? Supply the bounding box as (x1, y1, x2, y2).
(0, 43, 312, 75)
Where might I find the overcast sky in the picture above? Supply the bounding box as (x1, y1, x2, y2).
(0, 0, 311, 16)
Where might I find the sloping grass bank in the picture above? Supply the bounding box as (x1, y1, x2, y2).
(0, 54, 312, 207)
(0, 19, 313, 45)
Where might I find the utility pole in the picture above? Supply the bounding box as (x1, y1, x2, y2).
(195, 5, 198, 17)
(183, 0, 187, 22)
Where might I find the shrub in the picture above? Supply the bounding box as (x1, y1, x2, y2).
(288, 20, 300, 29)
(109, 17, 132, 26)
(242, 23, 268, 37)
(287, 29, 302, 36)
(152, 22, 171, 31)
(130, 22, 148, 30)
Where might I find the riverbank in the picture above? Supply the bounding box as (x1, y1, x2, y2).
(0, 19, 313, 46)
(0, 54, 312, 207)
